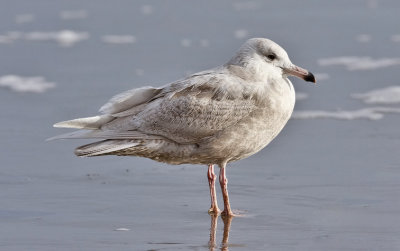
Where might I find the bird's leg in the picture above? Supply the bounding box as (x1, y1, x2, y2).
(219, 163, 234, 216)
(207, 164, 220, 215)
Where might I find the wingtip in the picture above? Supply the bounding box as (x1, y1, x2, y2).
(53, 120, 76, 128)
(98, 104, 110, 114)
(53, 116, 113, 129)
(53, 122, 64, 128)
(46, 135, 60, 141)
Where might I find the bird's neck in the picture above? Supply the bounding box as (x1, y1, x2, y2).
(226, 58, 280, 83)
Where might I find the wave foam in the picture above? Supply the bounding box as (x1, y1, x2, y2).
(102, 35, 136, 44)
(293, 107, 400, 120)
(0, 75, 55, 93)
(355, 34, 371, 43)
(0, 31, 22, 44)
(392, 34, 400, 42)
(234, 29, 248, 39)
(15, 14, 35, 24)
(24, 30, 89, 47)
(352, 86, 400, 104)
(296, 92, 308, 101)
(314, 73, 330, 81)
(318, 56, 400, 71)
(140, 5, 153, 15)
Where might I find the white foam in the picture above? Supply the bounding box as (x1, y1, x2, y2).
(200, 39, 210, 47)
(234, 29, 248, 39)
(356, 34, 371, 43)
(0, 31, 22, 44)
(314, 73, 330, 81)
(293, 107, 400, 120)
(296, 92, 308, 101)
(0, 36, 12, 44)
(318, 56, 400, 71)
(366, 0, 378, 9)
(0, 75, 55, 93)
(135, 69, 144, 76)
(140, 5, 153, 15)
(114, 228, 130, 231)
(102, 35, 136, 44)
(180, 38, 191, 47)
(24, 30, 89, 47)
(15, 14, 35, 24)
(352, 86, 400, 104)
(391, 34, 400, 42)
(60, 10, 88, 20)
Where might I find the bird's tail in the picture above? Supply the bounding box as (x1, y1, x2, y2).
(74, 139, 141, 157)
(74, 138, 198, 165)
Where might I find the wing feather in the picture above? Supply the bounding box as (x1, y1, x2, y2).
(53, 115, 114, 129)
(52, 68, 261, 144)
(131, 73, 259, 143)
(99, 86, 162, 114)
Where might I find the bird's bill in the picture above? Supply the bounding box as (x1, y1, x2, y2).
(284, 64, 316, 83)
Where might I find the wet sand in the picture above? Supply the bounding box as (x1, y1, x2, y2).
(1, 0, 400, 250)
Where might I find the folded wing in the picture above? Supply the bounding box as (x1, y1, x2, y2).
(51, 71, 259, 144)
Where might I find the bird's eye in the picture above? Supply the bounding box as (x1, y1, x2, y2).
(267, 54, 276, 60)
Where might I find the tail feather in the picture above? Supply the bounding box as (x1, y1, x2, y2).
(47, 129, 165, 141)
(74, 140, 140, 157)
(46, 130, 94, 141)
(53, 115, 114, 129)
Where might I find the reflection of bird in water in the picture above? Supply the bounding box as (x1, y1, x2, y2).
(208, 214, 233, 251)
(50, 38, 315, 216)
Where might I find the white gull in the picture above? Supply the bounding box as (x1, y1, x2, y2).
(50, 38, 316, 216)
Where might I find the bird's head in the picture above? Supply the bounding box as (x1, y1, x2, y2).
(228, 38, 316, 83)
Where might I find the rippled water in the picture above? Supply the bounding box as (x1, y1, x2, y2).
(1, 0, 400, 250)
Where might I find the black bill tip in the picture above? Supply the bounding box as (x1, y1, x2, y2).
(304, 72, 316, 83)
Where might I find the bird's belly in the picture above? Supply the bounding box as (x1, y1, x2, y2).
(202, 95, 295, 163)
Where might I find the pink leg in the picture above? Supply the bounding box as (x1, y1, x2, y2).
(207, 164, 220, 214)
(219, 163, 234, 216)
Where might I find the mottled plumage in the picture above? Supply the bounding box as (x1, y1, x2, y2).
(51, 38, 315, 216)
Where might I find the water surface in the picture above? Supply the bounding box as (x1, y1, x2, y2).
(1, 1, 400, 250)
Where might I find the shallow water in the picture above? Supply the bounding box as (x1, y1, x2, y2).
(1, 0, 400, 250)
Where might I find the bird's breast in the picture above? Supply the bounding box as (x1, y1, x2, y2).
(202, 79, 295, 162)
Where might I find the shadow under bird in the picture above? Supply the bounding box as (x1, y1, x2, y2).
(50, 38, 316, 216)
